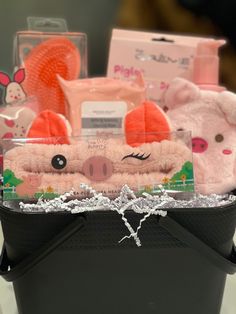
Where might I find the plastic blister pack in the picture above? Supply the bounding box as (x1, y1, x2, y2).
(1, 131, 194, 201)
(14, 17, 87, 115)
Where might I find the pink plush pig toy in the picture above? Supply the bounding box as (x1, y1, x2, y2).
(164, 77, 236, 194)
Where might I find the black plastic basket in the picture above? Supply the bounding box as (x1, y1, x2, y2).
(0, 202, 236, 314)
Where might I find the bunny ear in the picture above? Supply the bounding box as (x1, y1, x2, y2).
(0, 72, 11, 86)
(125, 101, 172, 146)
(27, 110, 71, 144)
(13, 68, 25, 83)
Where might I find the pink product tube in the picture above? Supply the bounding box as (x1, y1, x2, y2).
(193, 39, 226, 92)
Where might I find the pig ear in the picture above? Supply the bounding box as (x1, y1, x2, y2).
(163, 78, 200, 110)
(13, 68, 25, 83)
(0, 72, 11, 86)
(125, 101, 172, 146)
(217, 91, 236, 124)
(27, 110, 70, 144)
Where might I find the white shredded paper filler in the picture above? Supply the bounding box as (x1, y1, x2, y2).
(19, 184, 236, 247)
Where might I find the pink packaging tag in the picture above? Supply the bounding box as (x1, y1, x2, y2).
(107, 29, 214, 104)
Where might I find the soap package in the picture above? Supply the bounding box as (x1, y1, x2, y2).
(13, 17, 88, 115)
(1, 131, 194, 201)
(107, 29, 214, 104)
(58, 75, 146, 136)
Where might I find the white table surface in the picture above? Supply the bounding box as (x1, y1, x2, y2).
(0, 223, 235, 314)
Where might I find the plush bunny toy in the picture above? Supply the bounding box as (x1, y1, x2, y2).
(0, 69, 26, 103)
(164, 77, 236, 194)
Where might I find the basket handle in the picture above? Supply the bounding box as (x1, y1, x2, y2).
(159, 216, 236, 274)
(1, 214, 236, 281)
(0, 215, 85, 282)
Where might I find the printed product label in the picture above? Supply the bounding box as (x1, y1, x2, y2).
(81, 101, 127, 136)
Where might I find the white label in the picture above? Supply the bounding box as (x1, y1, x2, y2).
(81, 101, 127, 136)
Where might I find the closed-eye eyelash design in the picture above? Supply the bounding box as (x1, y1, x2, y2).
(122, 152, 151, 161)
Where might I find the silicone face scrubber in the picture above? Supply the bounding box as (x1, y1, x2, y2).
(22, 37, 81, 115)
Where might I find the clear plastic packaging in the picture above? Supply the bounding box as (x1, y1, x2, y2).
(14, 18, 87, 115)
(0, 97, 38, 184)
(14, 31, 87, 80)
(0, 96, 38, 140)
(2, 131, 194, 201)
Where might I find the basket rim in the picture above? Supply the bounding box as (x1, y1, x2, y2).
(1, 200, 236, 216)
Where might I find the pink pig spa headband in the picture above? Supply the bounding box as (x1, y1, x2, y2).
(3, 137, 193, 200)
(2, 102, 194, 200)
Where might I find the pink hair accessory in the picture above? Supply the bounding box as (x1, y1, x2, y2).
(4, 137, 192, 198)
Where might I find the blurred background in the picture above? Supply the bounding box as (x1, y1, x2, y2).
(0, 0, 236, 90)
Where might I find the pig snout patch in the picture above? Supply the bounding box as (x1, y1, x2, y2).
(222, 149, 232, 155)
(192, 137, 208, 153)
(82, 156, 113, 181)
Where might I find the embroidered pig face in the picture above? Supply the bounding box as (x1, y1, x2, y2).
(22, 174, 42, 187)
(163, 78, 236, 194)
(15, 174, 42, 198)
(0, 69, 26, 103)
(4, 138, 192, 197)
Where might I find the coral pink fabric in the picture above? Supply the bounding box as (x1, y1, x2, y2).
(164, 77, 236, 194)
(125, 101, 172, 146)
(4, 138, 191, 197)
(27, 110, 71, 144)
